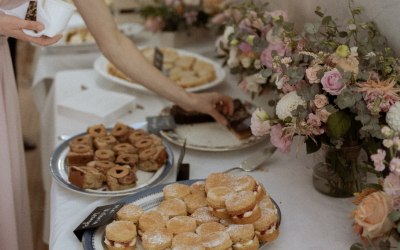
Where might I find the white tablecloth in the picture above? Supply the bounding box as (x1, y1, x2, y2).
(46, 69, 359, 250)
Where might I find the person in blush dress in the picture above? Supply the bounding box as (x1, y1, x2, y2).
(0, 0, 233, 249)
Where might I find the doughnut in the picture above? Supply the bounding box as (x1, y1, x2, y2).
(94, 149, 115, 162)
(128, 129, 147, 144)
(69, 135, 93, 148)
(111, 122, 132, 143)
(70, 144, 91, 153)
(134, 137, 154, 151)
(113, 143, 137, 155)
(116, 153, 138, 168)
(94, 135, 117, 150)
(108, 165, 130, 179)
(87, 124, 107, 137)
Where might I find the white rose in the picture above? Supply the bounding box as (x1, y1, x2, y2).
(386, 102, 400, 132)
(223, 26, 235, 44)
(275, 91, 306, 120)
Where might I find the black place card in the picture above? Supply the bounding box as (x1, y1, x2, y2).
(176, 163, 190, 181)
(154, 47, 164, 71)
(146, 115, 176, 134)
(73, 203, 124, 241)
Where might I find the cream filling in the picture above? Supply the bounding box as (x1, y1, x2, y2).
(253, 184, 262, 196)
(232, 205, 257, 219)
(104, 237, 136, 247)
(265, 224, 277, 234)
(214, 207, 227, 213)
(233, 237, 257, 247)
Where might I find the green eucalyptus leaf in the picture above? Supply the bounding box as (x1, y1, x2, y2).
(322, 16, 332, 25)
(389, 210, 400, 222)
(326, 111, 352, 139)
(261, 69, 273, 78)
(350, 243, 366, 250)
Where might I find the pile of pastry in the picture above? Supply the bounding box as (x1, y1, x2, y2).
(64, 27, 95, 44)
(108, 47, 217, 89)
(104, 172, 279, 249)
(67, 122, 167, 191)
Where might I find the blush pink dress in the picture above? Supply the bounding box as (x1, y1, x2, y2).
(0, 0, 34, 249)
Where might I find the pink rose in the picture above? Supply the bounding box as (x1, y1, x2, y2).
(260, 42, 286, 68)
(321, 69, 346, 95)
(239, 42, 253, 53)
(352, 191, 394, 240)
(313, 94, 329, 109)
(270, 124, 292, 153)
(305, 65, 322, 84)
(390, 157, 400, 176)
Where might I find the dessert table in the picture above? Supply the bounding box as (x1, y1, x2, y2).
(44, 68, 359, 249)
(29, 24, 360, 249)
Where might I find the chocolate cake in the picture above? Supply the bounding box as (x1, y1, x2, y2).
(170, 99, 252, 139)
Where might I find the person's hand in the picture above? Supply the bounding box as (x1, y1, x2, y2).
(187, 92, 234, 126)
(0, 13, 62, 46)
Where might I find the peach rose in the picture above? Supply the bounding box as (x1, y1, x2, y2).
(313, 94, 329, 109)
(352, 191, 394, 240)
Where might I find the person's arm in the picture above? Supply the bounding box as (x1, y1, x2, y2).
(0, 11, 61, 46)
(72, 0, 233, 124)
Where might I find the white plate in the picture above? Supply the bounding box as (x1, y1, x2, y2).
(44, 22, 144, 53)
(50, 130, 174, 197)
(93, 48, 226, 93)
(82, 180, 281, 250)
(159, 104, 266, 152)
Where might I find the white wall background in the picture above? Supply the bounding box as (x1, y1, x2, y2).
(267, 0, 400, 54)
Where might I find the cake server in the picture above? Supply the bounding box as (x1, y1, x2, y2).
(223, 146, 276, 173)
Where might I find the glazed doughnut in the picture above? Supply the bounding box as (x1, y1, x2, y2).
(113, 143, 137, 155)
(111, 122, 132, 143)
(138, 147, 167, 172)
(128, 129, 147, 144)
(69, 135, 93, 149)
(91, 161, 115, 175)
(108, 165, 130, 179)
(70, 144, 91, 153)
(139, 147, 157, 161)
(116, 154, 138, 168)
(87, 124, 107, 137)
(94, 135, 118, 150)
(94, 149, 115, 162)
(134, 137, 154, 151)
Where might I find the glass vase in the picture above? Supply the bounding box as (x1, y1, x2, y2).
(312, 144, 367, 198)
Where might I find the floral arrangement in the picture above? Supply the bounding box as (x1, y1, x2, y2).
(351, 125, 400, 249)
(138, 0, 225, 32)
(250, 2, 400, 155)
(214, 0, 295, 96)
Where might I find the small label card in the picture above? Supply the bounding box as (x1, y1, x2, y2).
(73, 203, 124, 241)
(154, 47, 164, 71)
(146, 115, 176, 134)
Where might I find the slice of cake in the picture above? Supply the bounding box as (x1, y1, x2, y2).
(170, 99, 252, 139)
